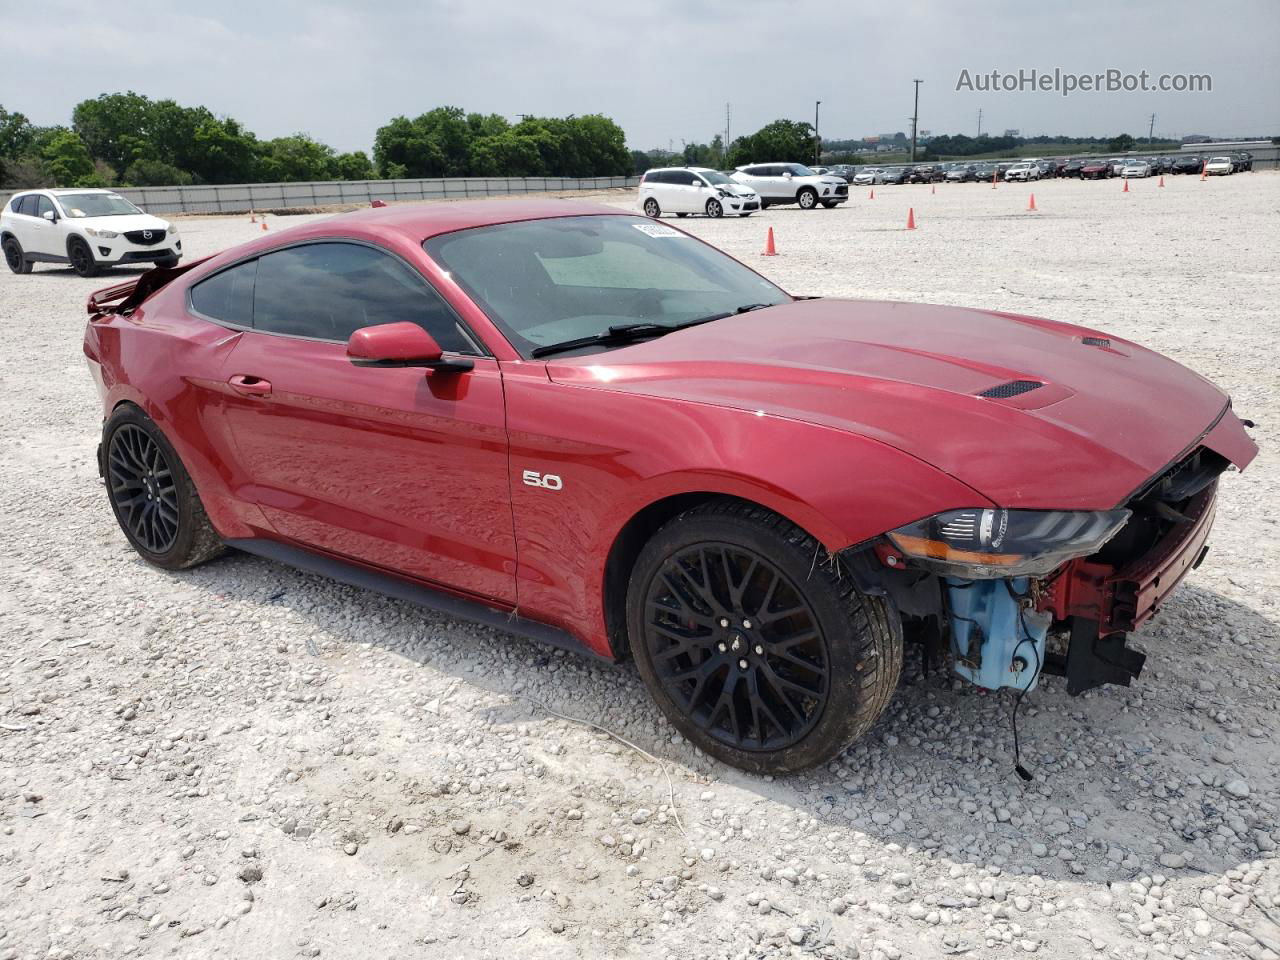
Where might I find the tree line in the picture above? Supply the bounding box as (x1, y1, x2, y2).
(0, 93, 631, 188)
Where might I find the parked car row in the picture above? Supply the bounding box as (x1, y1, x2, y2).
(816, 152, 1256, 190)
(639, 163, 849, 217)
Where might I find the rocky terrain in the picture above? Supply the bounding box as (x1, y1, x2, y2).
(1, 174, 1277, 959)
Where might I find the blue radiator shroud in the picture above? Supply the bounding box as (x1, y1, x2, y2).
(946, 577, 1051, 692)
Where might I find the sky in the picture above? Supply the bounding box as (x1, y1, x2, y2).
(4, 0, 1277, 153)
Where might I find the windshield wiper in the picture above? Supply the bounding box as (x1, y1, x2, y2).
(528, 304, 779, 359)
(530, 323, 677, 358)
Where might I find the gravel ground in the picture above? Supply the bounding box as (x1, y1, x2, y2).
(1, 174, 1277, 960)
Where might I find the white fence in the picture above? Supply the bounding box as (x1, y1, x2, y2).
(0, 175, 642, 216)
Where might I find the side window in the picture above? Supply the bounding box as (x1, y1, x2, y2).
(739, 167, 760, 177)
(252, 242, 472, 352)
(36, 196, 55, 218)
(190, 259, 258, 327)
(17, 195, 38, 216)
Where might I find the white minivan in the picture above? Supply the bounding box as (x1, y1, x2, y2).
(638, 167, 760, 219)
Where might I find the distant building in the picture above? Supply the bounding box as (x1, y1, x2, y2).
(1003, 129, 1020, 138)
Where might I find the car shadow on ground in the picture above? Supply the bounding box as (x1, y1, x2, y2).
(177, 547, 1277, 885)
(28, 265, 153, 279)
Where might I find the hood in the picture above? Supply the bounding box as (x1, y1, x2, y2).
(75, 213, 170, 233)
(546, 299, 1238, 509)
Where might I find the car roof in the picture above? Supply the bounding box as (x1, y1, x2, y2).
(288, 198, 630, 245)
(49, 188, 116, 195)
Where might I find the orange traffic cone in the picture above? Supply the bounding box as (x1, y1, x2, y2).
(261, 220, 268, 230)
(1028, 193, 1037, 211)
(868, 188, 875, 200)
(1200, 165, 1208, 181)
(906, 207, 916, 230)
(1123, 178, 1129, 193)
(249, 210, 257, 223)
(931, 183, 936, 195)
(762, 227, 778, 256)
(1158, 175, 1165, 187)
(991, 170, 998, 189)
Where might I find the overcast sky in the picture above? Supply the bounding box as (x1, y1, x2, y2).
(5, 0, 1277, 153)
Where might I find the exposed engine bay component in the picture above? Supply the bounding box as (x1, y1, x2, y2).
(945, 577, 1051, 692)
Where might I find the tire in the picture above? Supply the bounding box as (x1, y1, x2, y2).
(3, 237, 32, 274)
(101, 405, 224, 571)
(797, 188, 818, 210)
(156, 256, 180, 269)
(676, 212, 689, 218)
(738, 213, 752, 218)
(68, 237, 100, 277)
(705, 198, 723, 218)
(627, 499, 903, 774)
(821, 201, 839, 209)
(643, 197, 661, 219)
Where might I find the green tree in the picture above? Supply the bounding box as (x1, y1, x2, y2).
(72, 91, 153, 171)
(726, 120, 816, 167)
(122, 158, 192, 186)
(334, 150, 374, 180)
(469, 132, 544, 176)
(41, 128, 99, 186)
(255, 134, 337, 182)
(1109, 133, 1136, 152)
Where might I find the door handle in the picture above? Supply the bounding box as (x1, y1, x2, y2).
(228, 374, 272, 397)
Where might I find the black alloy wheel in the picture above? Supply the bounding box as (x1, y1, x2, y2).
(4, 238, 31, 274)
(641, 541, 829, 752)
(107, 423, 181, 555)
(69, 238, 99, 277)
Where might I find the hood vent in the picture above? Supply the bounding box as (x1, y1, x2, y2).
(979, 379, 1044, 399)
(1082, 336, 1111, 347)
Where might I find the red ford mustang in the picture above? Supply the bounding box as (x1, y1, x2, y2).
(84, 199, 1257, 773)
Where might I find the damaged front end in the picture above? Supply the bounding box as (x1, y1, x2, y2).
(844, 428, 1255, 697)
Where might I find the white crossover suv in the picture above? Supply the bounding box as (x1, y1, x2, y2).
(730, 163, 849, 209)
(639, 167, 760, 218)
(1003, 162, 1041, 182)
(1, 189, 181, 277)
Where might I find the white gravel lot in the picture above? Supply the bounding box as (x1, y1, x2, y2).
(1, 174, 1277, 960)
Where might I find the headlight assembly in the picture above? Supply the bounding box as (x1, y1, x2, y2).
(84, 227, 118, 239)
(887, 508, 1131, 579)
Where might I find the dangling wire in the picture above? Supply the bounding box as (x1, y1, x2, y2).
(1003, 580, 1044, 782)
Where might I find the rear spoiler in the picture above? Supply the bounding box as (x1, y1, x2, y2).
(87, 255, 213, 316)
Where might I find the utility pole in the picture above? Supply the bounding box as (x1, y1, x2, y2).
(814, 100, 822, 165)
(977, 108, 983, 138)
(1148, 112, 1156, 147)
(910, 79, 922, 162)
(725, 103, 731, 163)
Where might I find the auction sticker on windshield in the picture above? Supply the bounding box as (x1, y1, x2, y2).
(632, 223, 684, 238)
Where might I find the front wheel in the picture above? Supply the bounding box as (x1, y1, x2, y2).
(643, 198, 661, 219)
(102, 405, 225, 570)
(68, 237, 100, 277)
(3, 237, 32, 274)
(821, 201, 839, 209)
(797, 188, 818, 210)
(627, 500, 903, 774)
(705, 198, 723, 218)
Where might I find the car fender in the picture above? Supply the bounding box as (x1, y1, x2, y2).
(505, 375, 991, 655)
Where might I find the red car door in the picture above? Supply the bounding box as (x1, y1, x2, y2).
(204, 241, 516, 604)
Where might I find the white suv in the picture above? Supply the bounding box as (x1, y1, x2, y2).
(639, 167, 760, 218)
(730, 163, 849, 209)
(1003, 162, 1041, 182)
(1, 189, 181, 277)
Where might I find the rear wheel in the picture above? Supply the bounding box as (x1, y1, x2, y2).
(643, 197, 661, 218)
(705, 198, 723, 218)
(628, 500, 902, 774)
(102, 406, 224, 570)
(3, 237, 32, 274)
(68, 237, 100, 277)
(797, 188, 818, 210)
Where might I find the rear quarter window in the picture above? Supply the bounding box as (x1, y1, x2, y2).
(190, 259, 258, 328)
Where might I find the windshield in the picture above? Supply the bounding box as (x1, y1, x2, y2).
(56, 193, 143, 218)
(699, 170, 733, 185)
(783, 164, 816, 177)
(425, 215, 790, 358)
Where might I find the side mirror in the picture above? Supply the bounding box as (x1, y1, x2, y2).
(42, 210, 57, 222)
(691, 179, 702, 187)
(347, 322, 473, 373)
(783, 172, 793, 179)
